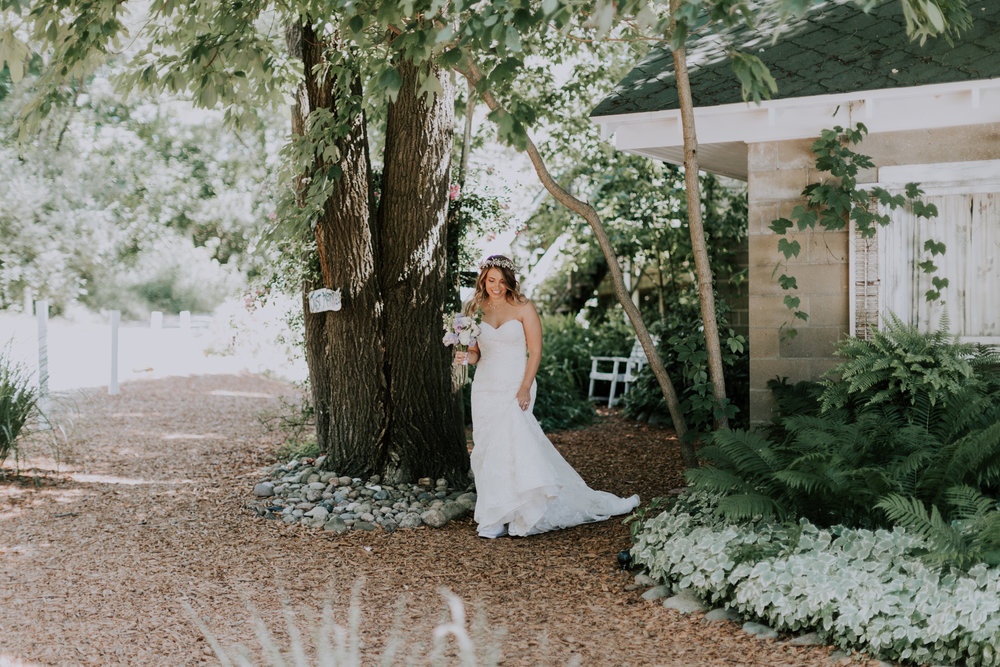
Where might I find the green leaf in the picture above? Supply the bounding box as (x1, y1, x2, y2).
(778, 274, 798, 290)
(505, 26, 521, 53)
(912, 200, 938, 218)
(784, 295, 801, 310)
(417, 72, 443, 102)
(435, 25, 455, 44)
(440, 48, 463, 67)
(924, 239, 946, 256)
(591, 0, 616, 37)
(377, 67, 403, 102)
(925, 2, 945, 32)
(777, 238, 801, 259)
(795, 208, 818, 230)
(730, 51, 778, 104)
(769, 217, 793, 234)
(918, 260, 937, 273)
(201, 84, 217, 108)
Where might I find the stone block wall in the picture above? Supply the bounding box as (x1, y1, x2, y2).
(747, 138, 850, 422)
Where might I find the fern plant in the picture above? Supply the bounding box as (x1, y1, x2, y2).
(820, 313, 979, 412)
(687, 321, 1000, 568)
(877, 486, 1000, 570)
(686, 429, 793, 521)
(690, 413, 906, 527)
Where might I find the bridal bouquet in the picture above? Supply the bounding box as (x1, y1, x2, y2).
(442, 312, 481, 366)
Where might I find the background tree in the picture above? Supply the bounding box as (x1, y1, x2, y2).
(0, 64, 278, 317)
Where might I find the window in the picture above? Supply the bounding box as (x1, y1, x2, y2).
(851, 160, 1000, 343)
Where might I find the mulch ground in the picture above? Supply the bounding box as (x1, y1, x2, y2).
(0, 374, 874, 666)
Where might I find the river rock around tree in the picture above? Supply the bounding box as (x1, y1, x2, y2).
(247, 457, 477, 532)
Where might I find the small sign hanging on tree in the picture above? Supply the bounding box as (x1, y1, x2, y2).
(308, 288, 342, 313)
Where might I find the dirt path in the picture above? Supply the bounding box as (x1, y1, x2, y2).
(1, 374, 852, 666)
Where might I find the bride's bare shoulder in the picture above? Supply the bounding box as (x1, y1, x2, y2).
(516, 299, 538, 318)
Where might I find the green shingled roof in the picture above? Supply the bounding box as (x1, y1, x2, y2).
(591, 0, 1000, 118)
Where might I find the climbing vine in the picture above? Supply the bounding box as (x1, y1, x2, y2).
(769, 123, 944, 338)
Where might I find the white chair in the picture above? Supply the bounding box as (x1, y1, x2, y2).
(587, 339, 651, 407)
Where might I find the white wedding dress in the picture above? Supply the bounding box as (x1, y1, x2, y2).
(470, 319, 640, 537)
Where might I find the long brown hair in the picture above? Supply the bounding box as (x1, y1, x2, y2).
(466, 255, 526, 315)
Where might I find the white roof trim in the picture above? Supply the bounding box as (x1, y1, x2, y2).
(878, 159, 1000, 195)
(592, 78, 1000, 179)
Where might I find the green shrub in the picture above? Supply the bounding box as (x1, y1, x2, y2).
(538, 313, 594, 396)
(588, 316, 636, 358)
(533, 314, 595, 432)
(623, 303, 748, 436)
(0, 353, 37, 467)
(877, 487, 1000, 570)
(88, 235, 241, 318)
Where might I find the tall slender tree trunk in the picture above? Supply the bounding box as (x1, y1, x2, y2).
(377, 61, 468, 482)
(670, 0, 730, 431)
(288, 23, 468, 483)
(656, 258, 666, 318)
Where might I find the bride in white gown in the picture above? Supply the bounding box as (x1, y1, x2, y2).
(454, 255, 639, 539)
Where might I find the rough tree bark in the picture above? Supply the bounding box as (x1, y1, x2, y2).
(288, 22, 468, 483)
(288, 22, 387, 474)
(377, 61, 468, 481)
(455, 57, 698, 468)
(670, 0, 730, 431)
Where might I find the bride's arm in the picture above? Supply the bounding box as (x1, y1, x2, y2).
(516, 302, 542, 409)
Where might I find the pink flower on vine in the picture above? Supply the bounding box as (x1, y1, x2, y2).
(448, 184, 460, 201)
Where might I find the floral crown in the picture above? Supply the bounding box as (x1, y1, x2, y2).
(479, 256, 516, 272)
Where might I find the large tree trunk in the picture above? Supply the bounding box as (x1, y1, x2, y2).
(671, 0, 730, 431)
(288, 22, 468, 483)
(289, 22, 388, 474)
(376, 61, 468, 482)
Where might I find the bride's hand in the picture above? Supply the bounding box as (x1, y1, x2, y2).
(454, 350, 468, 365)
(516, 387, 530, 411)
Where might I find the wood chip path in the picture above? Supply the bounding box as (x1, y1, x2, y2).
(0, 374, 873, 666)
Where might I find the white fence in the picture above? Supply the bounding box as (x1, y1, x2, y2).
(1, 305, 226, 397)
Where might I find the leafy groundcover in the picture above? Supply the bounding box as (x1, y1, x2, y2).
(632, 494, 1000, 666)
